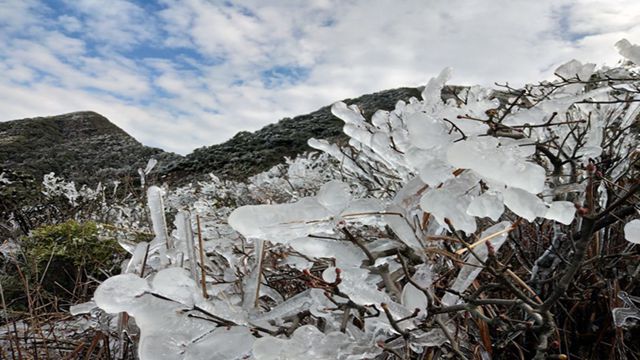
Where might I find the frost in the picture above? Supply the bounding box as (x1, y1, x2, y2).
(624, 219, 640, 244)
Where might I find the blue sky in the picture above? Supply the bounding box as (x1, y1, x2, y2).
(1, 0, 639, 154)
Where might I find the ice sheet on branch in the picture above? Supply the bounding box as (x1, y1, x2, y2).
(228, 180, 384, 242)
(253, 324, 381, 360)
(441, 221, 512, 306)
(420, 172, 480, 234)
(466, 191, 504, 221)
(502, 187, 548, 222)
(616, 39, 640, 65)
(447, 136, 545, 194)
(401, 264, 433, 315)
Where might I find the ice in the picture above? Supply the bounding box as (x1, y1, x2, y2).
(447, 136, 546, 194)
(124, 241, 149, 274)
(404, 112, 452, 151)
(288, 236, 367, 268)
(612, 291, 640, 327)
(624, 219, 640, 244)
(401, 264, 433, 314)
(148, 186, 170, 248)
(466, 191, 504, 221)
(421, 67, 452, 107)
(242, 239, 265, 309)
(616, 39, 640, 65)
(544, 201, 576, 225)
(69, 300, 97, 316)
(502, 187, 547, 222)
(331, 102, 366, 125)
(316, 181, 352, 214)
(144, 158, 158, 174)
(441, 221, 511, 306)
(151, 267, 198, 307)
(183, 326, 254, 360)
(420, 172, 479, 234)
(94, 273, 150, 314)
(229, 181, 373, 242)
(175, 211, 199, 281)
(251, 289, 334, 325)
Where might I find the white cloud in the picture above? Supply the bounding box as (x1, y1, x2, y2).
(0, 0, 638, 155)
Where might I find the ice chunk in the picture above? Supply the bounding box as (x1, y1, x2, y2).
(94, 273, 150, 314)
(288, 236, 366, 268)
(147, 186, 169, 248)
(441, 221, 511, 306)
(624, 219, 640, 244)
(503, 187, 547, 222)
(421, 67, 452, 107)
(447, 136, 546, 194)
(466, 192, 504, 221)
(151, 267, 197, 307)
(401, 264, 432, 314)
(143, 158, 158, 174)
(331, 102, 366, 125)
(404, 112, 452, 151)
(612, 291, 640, 327)
(616, 39, 640, 65)
(544, 201, 576, 225)
(70, 300, 97, 316)
(317, 181, 352, 214)
(420, 173, 479, 234)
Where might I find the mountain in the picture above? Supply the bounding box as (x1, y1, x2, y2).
(1, 87, 425, 187)
(0, 111, 181, 185)
(167, 87, 422, 181)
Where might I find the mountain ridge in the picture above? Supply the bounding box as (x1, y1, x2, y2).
(0, 86, 425, 186)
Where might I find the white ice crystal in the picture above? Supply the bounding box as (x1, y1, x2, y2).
(624, 219, 640, 244)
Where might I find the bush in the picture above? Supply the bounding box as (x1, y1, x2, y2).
(18, 220, 125, 307)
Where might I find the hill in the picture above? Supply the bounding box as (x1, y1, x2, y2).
(0, 111, 181, 185)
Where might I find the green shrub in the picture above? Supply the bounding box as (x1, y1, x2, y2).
(19, 220, 125, 305)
